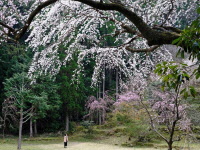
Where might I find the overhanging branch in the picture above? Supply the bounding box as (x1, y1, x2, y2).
(0, 0, 181, 46)
(15, 0, 58, 40)
(0, 21, 15, 33)
(75, 0, 180, 46)
(126, 45, 160, 53)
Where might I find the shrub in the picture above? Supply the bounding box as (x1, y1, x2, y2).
(80, 121, 94, 134)
(69, 121, 77, 134)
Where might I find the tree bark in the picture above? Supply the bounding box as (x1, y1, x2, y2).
(75, 0, 180, 46)
(103, 64, 105, 100)
(99, 82, 101, 98)
(65, 113, 69, 132)
(30, 117, 33, 137)
(116, 68, 118, 100)
(0, 0, 182, 47)
(109, 70, 112, 88)
(17, 108, 23, 150)
(102, 109, 105, 124)
(99, 111, 102, 125)
(2, 115, 6, 139)
(34, 120, 37, 135)
(168, 141, 173, 150)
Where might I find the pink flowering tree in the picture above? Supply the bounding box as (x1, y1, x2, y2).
(114, 84, 191, 149)
(112, 78, 153, 141)
(113, 61, 195, 149)
(114, 91, 140, 107)
(143, 61, 195, 150)
(149, 90, 190, 133)
(150, 91, 189, 128)
(140, 88, 192, 150)
(85, 92, 113, 125)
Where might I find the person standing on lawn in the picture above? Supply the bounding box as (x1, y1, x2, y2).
(64, 134, 68, 148)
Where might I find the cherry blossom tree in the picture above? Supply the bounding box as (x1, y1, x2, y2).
(0, 0, 198, 84)
(85, 92, 113, 124)
(115, 85, 191, 150)
(114, 61, 197, 150)
(146, 90, 191, 147)
(147, 61, 196, 150)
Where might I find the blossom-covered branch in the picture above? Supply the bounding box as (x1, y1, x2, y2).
(0, 0, 58, 40)
(75, 0, 180, 46)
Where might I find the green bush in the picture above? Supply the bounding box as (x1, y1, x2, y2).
(116, 113, 132, 124)
(80, 121, 94, 134)
(125, 122, 154, 142)
(69, 121, 77, 134)
(76, 125, 85, 132)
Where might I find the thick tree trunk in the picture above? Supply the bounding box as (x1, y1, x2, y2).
(17, 108, 23, 150)
(34, 120, 37, 135)
(65, 113, 69, 132)
(30, 117, 33, 137)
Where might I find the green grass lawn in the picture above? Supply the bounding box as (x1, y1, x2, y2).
(0, 135, 200, 150)
(0, 142, 160, 150)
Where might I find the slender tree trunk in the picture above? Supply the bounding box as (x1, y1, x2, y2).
(116, 68, 118, 100)
(168, 141, 173, 150)
(30, 117, 33, 137)
(2, 116, 6, 139)
(103, 64, 105, 100)
(2, 127, 5, 139)
(99, 111, 101, 125)
(99, 82, 101, 98)
(109, 69, 112, 88)
(75, 109, 79, 121)
(17, 108, 23, 150)
(65, 113, 69, 132)
(102, 109, 105, 124)
(97, 84, 99, 99)
(34, 120, 37, 135)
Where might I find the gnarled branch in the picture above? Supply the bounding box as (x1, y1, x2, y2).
(75, 0, 180, 46)
(15, 0, 58, 40)
(0, 0, 58, 40)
